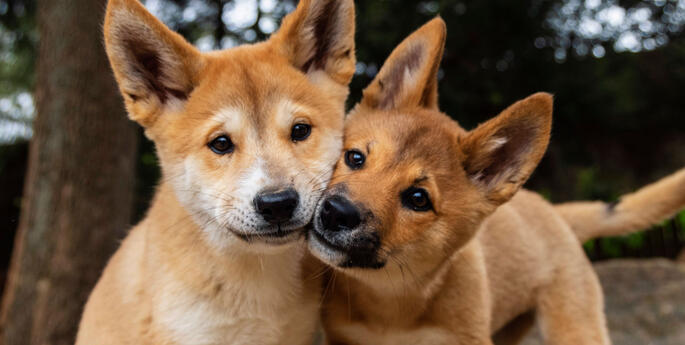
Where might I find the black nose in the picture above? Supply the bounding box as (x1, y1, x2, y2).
(254, 189, 299, 224)
(320, 196, 361, 232)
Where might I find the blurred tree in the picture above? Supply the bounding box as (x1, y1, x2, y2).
(0, 0, 137, 344)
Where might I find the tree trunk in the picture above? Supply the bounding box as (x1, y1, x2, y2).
(0, 0, 138, 344)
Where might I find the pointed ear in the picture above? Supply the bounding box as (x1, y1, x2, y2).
(104, 0, 202, 127)
(460, 93, 553, 205)
(360, 17, 446, 111)
(272, 0, 356, 88)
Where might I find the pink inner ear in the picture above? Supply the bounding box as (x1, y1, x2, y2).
(300, 0, 345, 73)
(377, 42, 425, 110)
(277, 0, 354, 80)
(485, 124, 535, 180)
(466, 119, 538, 187)
(122, 38, 188, 103)
(106, 4, 198, 106)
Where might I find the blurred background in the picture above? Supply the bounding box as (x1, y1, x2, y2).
(0, 0, 684, 344)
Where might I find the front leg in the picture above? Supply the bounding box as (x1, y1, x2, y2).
(536, 258, 611, 345)
(434, 242, 494, 345)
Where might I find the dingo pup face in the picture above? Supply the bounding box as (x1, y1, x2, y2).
(308, 18, 552, 271)
(104, 0, 355, 250)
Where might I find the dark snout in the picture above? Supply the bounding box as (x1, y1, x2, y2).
(313, 195, 384, 269)
(320, 196, 362, 232)
(254, 188, 299, 224)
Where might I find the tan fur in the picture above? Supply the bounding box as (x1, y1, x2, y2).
(77, 0, 355, 344)
(307, 18, 685, 345)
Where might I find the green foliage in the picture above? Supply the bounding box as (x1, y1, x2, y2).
(599, 237, 623, 258)
(0, 0, 37, 96)
(624, 231, 646, 250)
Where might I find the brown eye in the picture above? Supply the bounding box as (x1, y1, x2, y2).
(345, 150, 365, 169)
(401, 187, 432, 212)
(208, 136, 234, 155)
(291, 124, 311, 142)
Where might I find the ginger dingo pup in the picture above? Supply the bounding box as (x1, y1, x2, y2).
(76, 0, 355, 344)
(306, 17, 685, 345)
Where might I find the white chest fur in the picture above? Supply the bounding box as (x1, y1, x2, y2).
(153, 246, 318, 345)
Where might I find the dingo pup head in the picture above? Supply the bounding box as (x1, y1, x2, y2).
(308, 18, 552, 271)
(104, 0, 355, 250)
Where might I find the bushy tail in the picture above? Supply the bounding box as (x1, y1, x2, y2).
(555, 168, 685, 243)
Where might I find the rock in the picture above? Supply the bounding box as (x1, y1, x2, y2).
(521, 259, 685, 345)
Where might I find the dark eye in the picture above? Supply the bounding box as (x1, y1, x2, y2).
(401, 187, 432, 212)
(208, 136, 234, 155)
(345, 150, 365, 169)
(291, 124, 311, 142)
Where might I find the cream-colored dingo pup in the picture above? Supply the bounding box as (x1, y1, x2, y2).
(76, 0, 355, 344)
